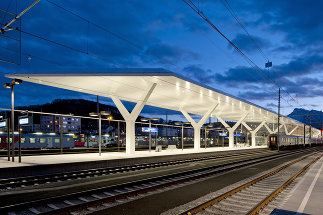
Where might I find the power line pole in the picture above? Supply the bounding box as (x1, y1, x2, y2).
(321, 112, 322, 139)
(303, 115, 306, 146)
(277, 88, 280, 152)
(309, 110, 312, 147)
(97, 95, 99, 134)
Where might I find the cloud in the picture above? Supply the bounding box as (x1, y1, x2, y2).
(230, 33, 270, 53)
(214, 53, 323, 85)
(237, 90, 274, 101)
(241, 0, 323, 51)
(182, 65, 214, 84)
(143, 42, 199, 65)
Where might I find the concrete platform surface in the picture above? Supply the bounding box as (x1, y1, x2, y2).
(0, 146, 265, 168)
(271, 155, 323, 215)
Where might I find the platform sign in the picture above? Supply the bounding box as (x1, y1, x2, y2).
(219, 132, 227, 136)
(0, 120, 6, 128)
(142, 127, 158, 133)
(19, 117, 30, 126)
(234, 133, 242, 137)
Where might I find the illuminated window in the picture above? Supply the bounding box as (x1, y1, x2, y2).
(54, 138, 60, 143)
(21, 138, 25, 143)
(40, 138, 46, 143)
(30, 138, 36, 143)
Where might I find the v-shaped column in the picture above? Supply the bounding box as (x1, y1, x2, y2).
(180, 104, 218, 150)
(111, 83, 157, 154)
(216, 113, 249, 148)
(273, 124, 285, 134)
(264, 123, 274, 134)
(287, 125, 299, 135)
(242, 121, 266, 147)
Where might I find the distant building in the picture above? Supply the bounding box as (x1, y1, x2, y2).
(20, 116, 41, 133)
(158, 126, 179, 137)
(40, 115, 81, 133)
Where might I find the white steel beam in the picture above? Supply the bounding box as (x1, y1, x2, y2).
(111, 83, 157, 154)
(216, 113, 248, 148)
(284, 124, 288, 135)
(264, 123, 274, 134)
(287, 125, 299, 135)
(246, 121, 266, 147)
(181, 104, 218, 150)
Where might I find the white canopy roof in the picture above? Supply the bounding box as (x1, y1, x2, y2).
(6, 69, 309, 127)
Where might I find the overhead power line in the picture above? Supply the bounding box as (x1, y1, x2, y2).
(164, 0, 294, 108)
(218, 0, 269, 61)
(45, 0, 178, 68)
(181, 0, 304, 109)
(1, 0, 40, 33)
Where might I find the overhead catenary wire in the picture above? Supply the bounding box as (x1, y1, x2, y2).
(1, 0, 14, 25)
(44, 0, 179, 69)
(181, 0, 305, 110)
(0, 1, 307, 115)
(1, 28, 249, 116)
(0, 3, 274, 119)
(1, 0, 40, 32)
(1, 14, 259, 116)
(218, 0, 269, 61)
(1, 0, 293, 111)
(164, 0, 293, 109)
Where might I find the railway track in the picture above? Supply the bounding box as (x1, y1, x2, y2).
(0, 149, 317, 215)
(180, 151, 322, 215)
(0, 149, 271, 190)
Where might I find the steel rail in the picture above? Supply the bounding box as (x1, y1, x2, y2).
(0, 149, 314, 214)
(181, 152, 319, 215)
(0, 150, 268, 189)
(247, 154, 322, 215)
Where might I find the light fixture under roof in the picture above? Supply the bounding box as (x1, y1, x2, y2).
(100, 111, 111, 116)
(89, 112, 99, 117)
(12, 79, 22, 85)
(3, 83, 11, 88)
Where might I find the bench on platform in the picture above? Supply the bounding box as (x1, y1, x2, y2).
(167, 145, 177, 150)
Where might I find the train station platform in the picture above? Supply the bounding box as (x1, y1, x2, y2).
(0, 146, 266, 178)
(271, 156, 323, 215)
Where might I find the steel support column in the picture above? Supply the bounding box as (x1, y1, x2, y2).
(11, 85, 14, 162)
(180, 104, 218, 151)
(111, 83, 156, 154)
(216, 113, 248, 148)
(242, 121, 266, 147)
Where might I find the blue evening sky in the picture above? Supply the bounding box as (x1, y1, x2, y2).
(0, 0, 322, 121)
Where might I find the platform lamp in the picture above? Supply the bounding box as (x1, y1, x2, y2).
(141, 118, 159, 152)
(3, 78, 23, 162)
(89, 111, 111, 156)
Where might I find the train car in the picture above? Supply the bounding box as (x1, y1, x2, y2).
(0, 134, 75, 149)
(74, 134, 86, 147)
(267, 134, 323, 149)
(0, 135, 19, 149)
